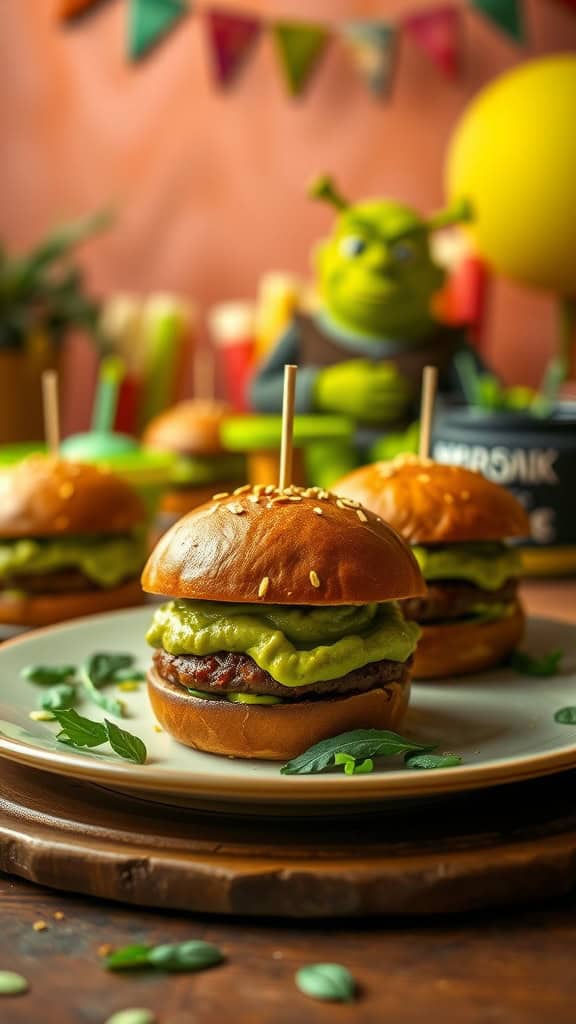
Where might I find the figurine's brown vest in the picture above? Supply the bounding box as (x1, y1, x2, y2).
(295, 313, 460, 394)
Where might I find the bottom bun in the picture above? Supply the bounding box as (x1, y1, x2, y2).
(413, 602, 525, 680)
(147, 667, 411, 761)
(0, 578, 144, 628)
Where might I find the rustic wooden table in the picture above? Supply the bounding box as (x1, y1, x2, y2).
(1, 581, 575, 1024)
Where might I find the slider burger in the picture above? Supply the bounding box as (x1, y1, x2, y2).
(0, 455, 146, 627)
(142, 485, 425, 760)
(142, 400, 245, 533)
(335, 456, 530, 679)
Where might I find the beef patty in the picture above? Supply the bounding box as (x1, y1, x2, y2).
(153, 648, 410, 701)
(402, 578, 517, 624)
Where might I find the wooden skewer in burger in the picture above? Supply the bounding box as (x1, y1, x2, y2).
(334, 366, 531, 680)
(142, 365, 426, 761)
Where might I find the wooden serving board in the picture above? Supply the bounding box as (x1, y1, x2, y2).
(2, 759, 576, 917)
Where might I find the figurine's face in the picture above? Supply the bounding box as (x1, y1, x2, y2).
(316, 200, 445, 338)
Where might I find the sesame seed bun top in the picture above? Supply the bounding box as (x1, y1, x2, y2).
(0, 455, 146, 538)
(333, 456, 530, 546)
(142, 400, 232, 457)
(141, 484, 426, 605)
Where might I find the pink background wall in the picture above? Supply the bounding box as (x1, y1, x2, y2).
(1, 0, 575, 429)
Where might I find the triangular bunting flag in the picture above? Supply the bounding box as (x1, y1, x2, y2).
(57, 0, 110, 17)
(129, 0, 189, 61)
(341, 21, 397, 98)
(404, 6, 461, 79)
(471, 0, 525, 42)
(204, 8, 261, 87)
(272, 22, 329, 97)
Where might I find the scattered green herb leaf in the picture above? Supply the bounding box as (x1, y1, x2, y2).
(78, 653, 137, 718)
(295, 963, 356, 1003)
(554, 707, 576, 725)
(104, 719, 147, 765)
(0, 971, 28, 996)
(404, 752, 463, 770)
(112, 668, 146, 684)
(53, 709, 108, 748)
(105, 945, 152, 971)
(105, 941, 223, 974)
(40, 683, 76, 712)
(334, 752, 374, 775)
(147, 941, 224, 972)
(21, 665, 76, 686)
(280, 729, 434, 776)
(510, 649, 564, 677)
(104, 1010, 156, 1024)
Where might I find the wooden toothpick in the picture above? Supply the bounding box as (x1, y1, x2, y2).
(279, 364, 297, 490)
(42, 370, 60, 456)
(419, 365, 438, 460)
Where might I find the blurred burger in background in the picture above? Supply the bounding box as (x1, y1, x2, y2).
(0, 455, 146, 627)
(335, 456, 530, 679)
(142, 400, 245, 538)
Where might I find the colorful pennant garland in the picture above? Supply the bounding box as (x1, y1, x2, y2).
(470, 0, 525, 42)
(272, 22, 329, 97)
(58, 0, 574, 94)
(341, 21, 398, 98)
(203, 8, 261, 86)
(404, 6, 461, 79)
(129, 0, 190, 60)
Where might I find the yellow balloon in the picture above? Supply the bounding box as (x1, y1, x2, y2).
(446, 56, 576, 297)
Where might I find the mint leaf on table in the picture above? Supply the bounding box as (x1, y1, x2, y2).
(280, 729, 434, 776)
(554, 707, 576, 725)
(105, 941, 224, 973)
(405, 752, 463, 770)
(104, 719, 147, 765)
(510, 649, 564, 677)
(53, 708, 108, 748)
(40, 683, 77, 712)
(21, 664, 76, 686)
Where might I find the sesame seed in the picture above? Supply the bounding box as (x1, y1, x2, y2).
(264, 485, 275, 494)
(254, 484, 266, 494)
(258, 576, 270, 598)
(226, 502, 246, 514)
(153, 725, 163, 733)
(309, 570, 320, 588)
(271, 496, 290, 504)
(59, 482, 75, 499)
(287, 496, 302, 501)
(212, 491, 229, 500)
(318, 490, 329, 500)
(313, 507, 323, 515)
(356, 509, 368, 522)
(248, 494, 260, 504)
(341, 498, 360, 509)
(233, 484, 251, 495)
(32, 921, 48, 932)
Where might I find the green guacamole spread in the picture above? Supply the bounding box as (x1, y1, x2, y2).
(172, 453, 245, 487)
(412, 542, 521, 591)
(0, 535, 145, 588)
(147, 599, 419, 688)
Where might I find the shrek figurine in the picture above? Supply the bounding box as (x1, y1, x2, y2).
(250, 176, 483, 481)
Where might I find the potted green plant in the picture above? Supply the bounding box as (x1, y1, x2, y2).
(0, 213, 106, 443)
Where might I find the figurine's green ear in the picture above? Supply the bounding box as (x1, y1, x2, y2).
(427, 196, 474, 231)
(308, 175, 349, 211)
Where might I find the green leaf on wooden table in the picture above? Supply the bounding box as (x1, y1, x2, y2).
(510, 649, 564, 677)
(295, 963, 356, 1002)
(21, 664, 76, 686)
(39, 682, 77, 712)
(104, 719, 147, 765)
(554, 707, 576, 725)
(280, 729, 432, 775)
(405, 752, 463, 770)
(53, 708, 108, 748)
(105, 945, 152, 971)
(147, 940, 224, 972)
